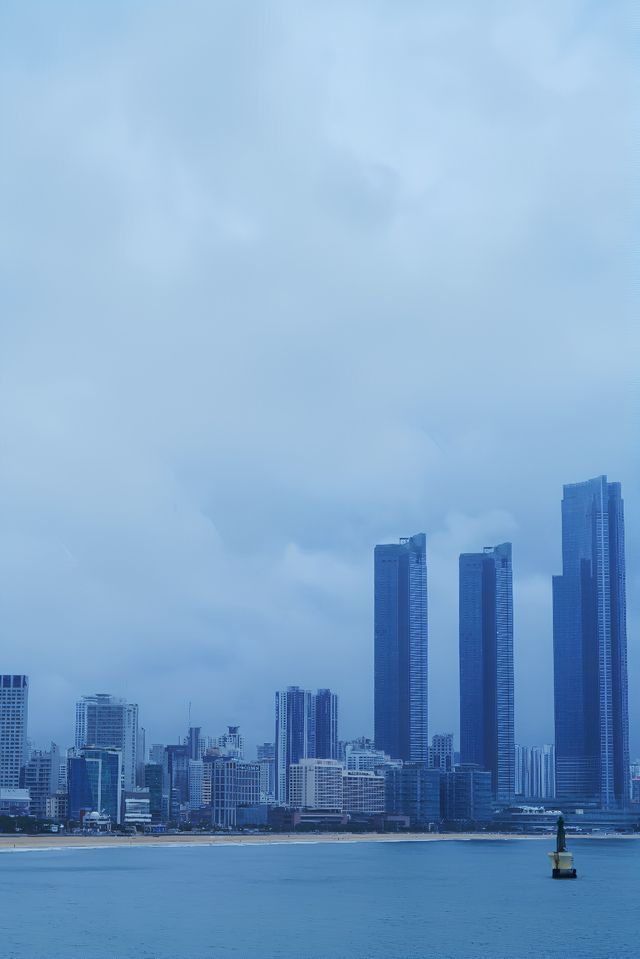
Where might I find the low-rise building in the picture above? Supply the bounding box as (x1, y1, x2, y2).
(441, 764, 493, 824)
(123, 790, 152, 828)
(0, 788, 31, 815)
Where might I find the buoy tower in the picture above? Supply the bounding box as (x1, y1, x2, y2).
(548, 815, 577, 879)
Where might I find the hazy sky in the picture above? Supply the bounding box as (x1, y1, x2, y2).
(1, 1, 637, 757)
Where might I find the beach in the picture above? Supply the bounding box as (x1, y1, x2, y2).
(1, 830, 636, 852)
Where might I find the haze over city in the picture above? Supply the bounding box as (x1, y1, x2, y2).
(0, 1, 636, 755)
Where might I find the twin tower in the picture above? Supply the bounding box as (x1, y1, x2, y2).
(373, 475, 630, 810)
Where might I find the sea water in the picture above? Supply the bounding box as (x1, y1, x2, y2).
(0, 838, 637, 958)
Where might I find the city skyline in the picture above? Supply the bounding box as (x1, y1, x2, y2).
(9, 475, 637, 772)
(1, 2, 635, 763)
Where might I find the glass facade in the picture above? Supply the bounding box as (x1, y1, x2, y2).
(67, 749, 122, 823)
(459, 543, 514, 803)
(314, 689, 338, 760)
(441, 765, 493, 823)
(384, 764, 441, 825)
(374, 534, 428, 762)
(553, 476, 630, 809)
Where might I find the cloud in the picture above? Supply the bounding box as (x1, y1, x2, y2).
(0, 0, 636, 754)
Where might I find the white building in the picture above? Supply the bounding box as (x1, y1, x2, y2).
(0, 675, 29, 789)
(75, 694, 139, 791)
(289, 759, 343, 810)
(344, 745, 389, 773)
(0, 787, 31, 815)
(211, 758, 261, 829)
(342, 770, 385, 815)
(123, 791, 152, 827)
(515, 745, 555, 799)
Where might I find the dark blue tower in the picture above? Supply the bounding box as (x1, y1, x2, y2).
(459, 543, 514, 803)
(314, 689, 338, 760)
(553, 476, 629, 809)
(374, 533, 428, 762)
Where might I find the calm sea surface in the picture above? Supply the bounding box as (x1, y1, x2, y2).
(0, 838, 637, 958)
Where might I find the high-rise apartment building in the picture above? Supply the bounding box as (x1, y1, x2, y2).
(374, 534, 428, 762)
(188, 759, 204, 811)
(314, 690, 338, 760)
(274, 687, 339, 804)
(0, 675, 29, 788)
(459, 543, 514, 803)
(514, 744, 556, 800)
(75, 694, 138, 790)
(210, 758, 261, 828)
(275, 687, 314, 804)
(553, 476, 630, 809)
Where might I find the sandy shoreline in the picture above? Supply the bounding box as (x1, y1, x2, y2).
(0, 831, 637, 852)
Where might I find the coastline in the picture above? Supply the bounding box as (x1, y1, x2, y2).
(0, 831, 637, 853)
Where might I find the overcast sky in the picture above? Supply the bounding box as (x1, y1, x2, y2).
(1, 1, 637, 757)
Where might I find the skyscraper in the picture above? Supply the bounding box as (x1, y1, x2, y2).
(274, 686, 339, 804)
(553, 476, 630, 809)
(459, 543, 514, 803)
(75, 694, 139, 790)
(275, 687, 314, 804)
(374, 533, 428, 762)
(0, 675, 29, 788)
(314, 689, 338, 760)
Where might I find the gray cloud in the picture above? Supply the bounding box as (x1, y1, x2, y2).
(0, 0, 636, 755)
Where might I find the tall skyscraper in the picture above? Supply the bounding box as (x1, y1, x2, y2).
(314, 689, 338, 760)
(75, 694, 139, 790)
(459, 543, 514, 803)
(553, 476, 630, 809)
(0, 675, 29, 788)
(374, 533, 428, 762)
